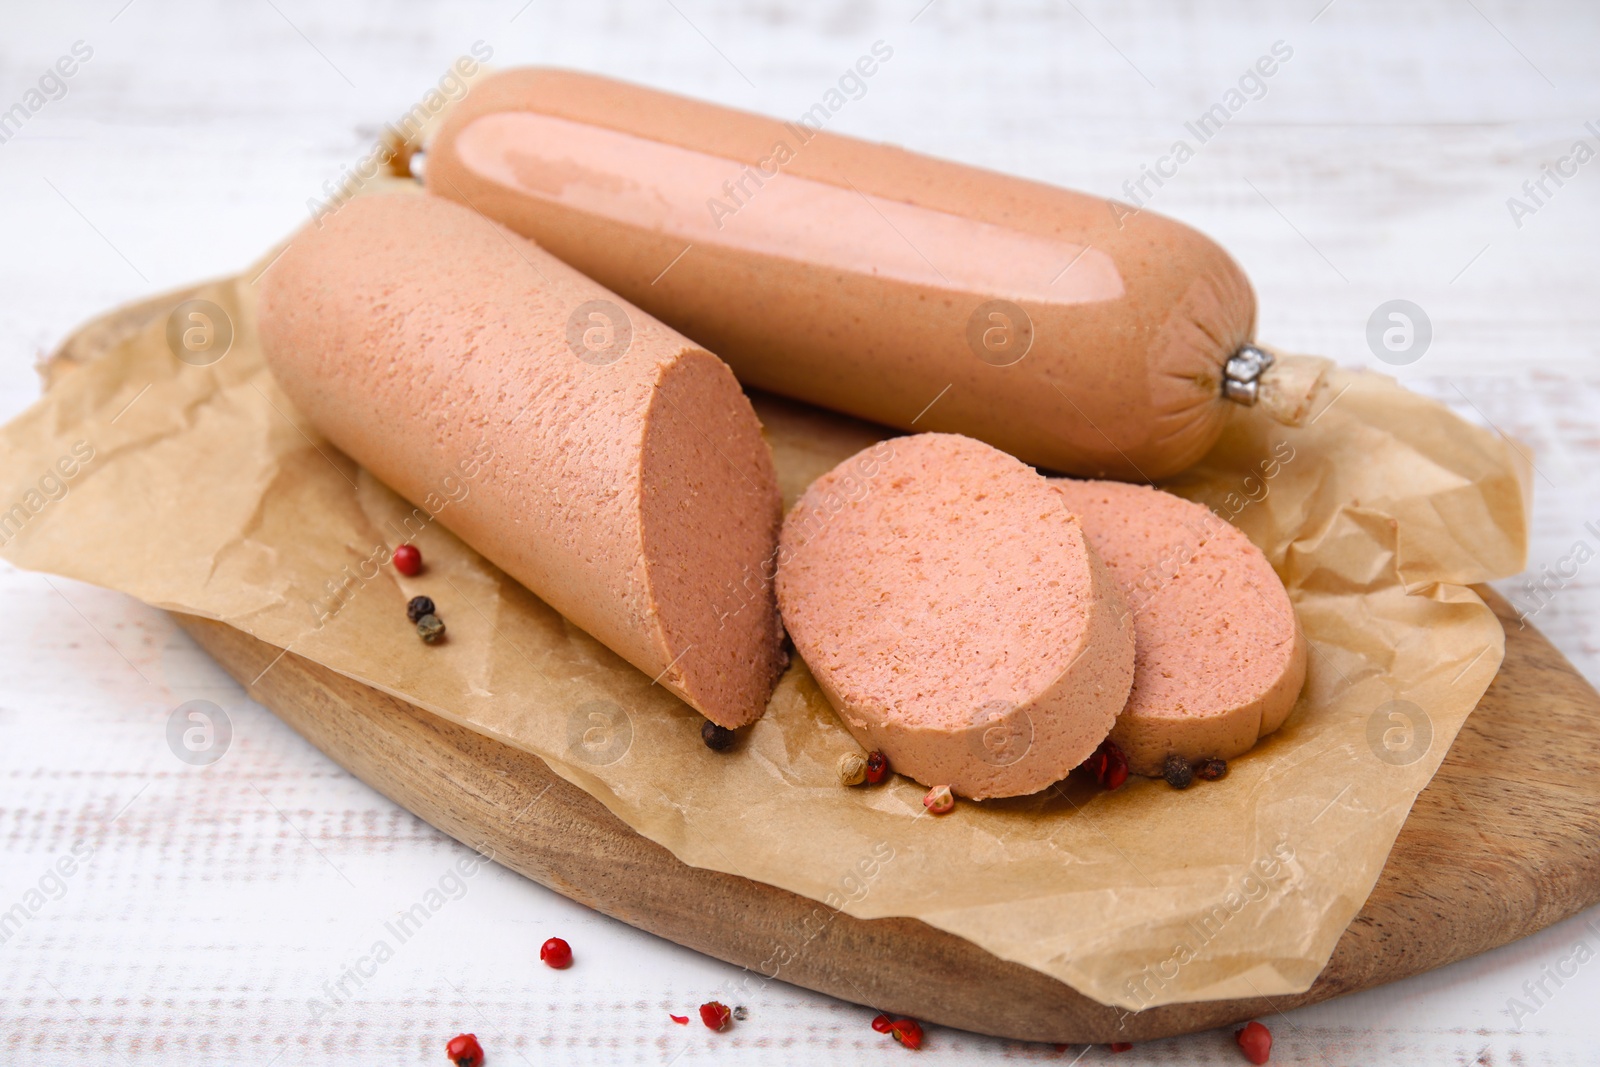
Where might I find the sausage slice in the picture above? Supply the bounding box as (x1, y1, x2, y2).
(1052, 479, 1307, 775)
(777, 434, 1135, 798)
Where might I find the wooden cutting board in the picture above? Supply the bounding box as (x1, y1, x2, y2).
(171, 586, 1600, 1044)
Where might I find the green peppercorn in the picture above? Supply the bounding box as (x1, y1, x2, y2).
(416, 613, 446, 643)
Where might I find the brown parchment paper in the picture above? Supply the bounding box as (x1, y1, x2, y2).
(0, 237, 1529, 1011)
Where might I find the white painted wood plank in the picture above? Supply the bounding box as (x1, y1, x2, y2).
(2, 1, 1597, 1062)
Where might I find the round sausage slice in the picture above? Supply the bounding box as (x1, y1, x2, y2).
(259, 193, 785, 728)
(1051, 479, 1307, 775)
(777, 434, 1136, 799)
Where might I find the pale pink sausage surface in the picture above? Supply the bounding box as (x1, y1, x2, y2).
(426, 68, 1257, 481)
(1052, 479, 1306, 774)
(258, 193, 786, 727)
(777, 434, 1136, 799)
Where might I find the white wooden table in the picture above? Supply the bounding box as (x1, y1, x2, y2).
(3, 1, 1598, 1062)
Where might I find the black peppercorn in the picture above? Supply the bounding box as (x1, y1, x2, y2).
(1163, 753, 1194, 789)
(1196, 758, 1228, 781)
(406, 595, 435, 623)
(416, 614, 446, 643)
(701, 720, 736, 751)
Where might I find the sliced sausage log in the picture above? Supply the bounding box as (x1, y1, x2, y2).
(258, 192, 786, 728)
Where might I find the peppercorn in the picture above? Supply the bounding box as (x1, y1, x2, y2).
(1163, 754, 1194, 789)
(699, 1001, 732, 1031)
(1196, 757, 1228, 781)
(871, 1013, 894, 1033)
(1088, 739, 1129, 791)
(838, 751, 868, 786)
(732, 1005, 748, 1021)
(1235, 1020, 1272, 1064)
(864, 750, 889, 784)
(393, 543, 423, 576)
(701, 720, 736, 751)
(406, 595, 436, 623)
(416, 613, 447, 643)
(539, 936, 572, 969)
(922, 784, 954, 814)
(1109, 1041, 1133, 1053)
(445, 1033, 483, 1067)
(889, 1018, 923, 1050)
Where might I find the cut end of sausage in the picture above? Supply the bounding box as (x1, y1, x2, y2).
(777, 433, 1136, 799)
(640, 349, 786, 728)
(1051, 479, 1307, 776)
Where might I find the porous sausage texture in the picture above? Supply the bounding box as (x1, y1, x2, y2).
(259, 192, 785, 728)
(777, 434, 1136, 799)
(1052, 479, 1306, 775)
(425, 68, 1257, 481)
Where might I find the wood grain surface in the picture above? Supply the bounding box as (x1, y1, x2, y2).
(171, 585, 1600, 1045)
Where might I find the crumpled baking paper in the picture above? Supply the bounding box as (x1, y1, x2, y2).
(0, 229, 1528, 1010)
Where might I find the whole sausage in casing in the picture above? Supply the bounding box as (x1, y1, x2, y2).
(426, 67, 1259, 480)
